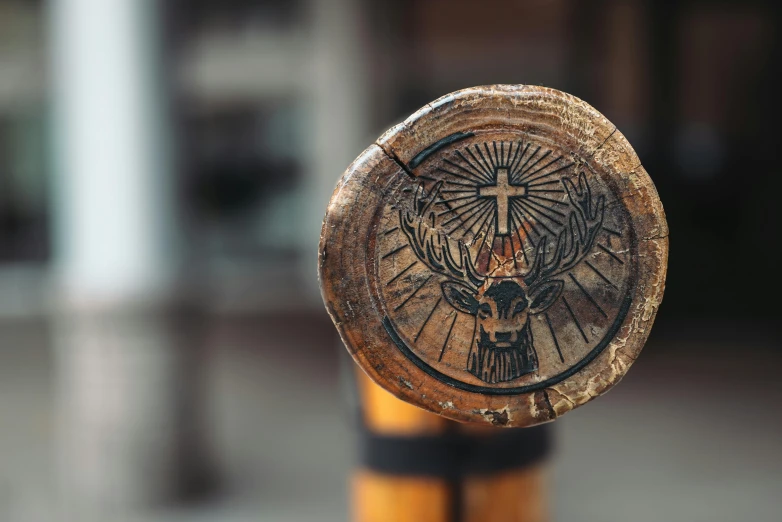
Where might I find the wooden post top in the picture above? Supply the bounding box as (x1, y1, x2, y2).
(319, 85, 668, 427)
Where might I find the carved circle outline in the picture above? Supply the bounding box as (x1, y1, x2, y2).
(368, 136, 639, 395)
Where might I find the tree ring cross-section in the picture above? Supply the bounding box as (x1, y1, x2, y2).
(319, 85, 668, 427)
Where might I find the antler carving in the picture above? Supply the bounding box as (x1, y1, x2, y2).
(399, 181, 485, 289)
(399, 173, 604, 288)
(523, 172, 605, 286)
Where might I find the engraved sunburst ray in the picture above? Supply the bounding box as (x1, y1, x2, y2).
(423, 140, 581, 275)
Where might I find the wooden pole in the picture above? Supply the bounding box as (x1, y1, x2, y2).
(353, 370, 549, 522)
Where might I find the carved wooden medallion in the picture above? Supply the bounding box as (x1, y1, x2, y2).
(320, 85, 668, 427)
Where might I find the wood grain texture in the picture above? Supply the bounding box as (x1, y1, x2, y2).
(320, 85, 668, 427)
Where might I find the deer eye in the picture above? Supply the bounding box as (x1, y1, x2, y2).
(478, 303, 492, 318)
(512, 301, 528, 316)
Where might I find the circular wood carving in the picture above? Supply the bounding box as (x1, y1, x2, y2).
(320, 85, 668, 427)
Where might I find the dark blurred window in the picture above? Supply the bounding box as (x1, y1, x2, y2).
(0, 1, 48, 263)
(179, 102, 303, 258)
(166, 0, 309, 264)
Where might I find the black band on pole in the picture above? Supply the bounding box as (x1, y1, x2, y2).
(358, 424, 551, 479)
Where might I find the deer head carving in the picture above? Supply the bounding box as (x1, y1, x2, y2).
(399, 172, 605, 383)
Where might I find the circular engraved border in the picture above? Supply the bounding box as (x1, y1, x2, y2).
(367, 154, 639, 395)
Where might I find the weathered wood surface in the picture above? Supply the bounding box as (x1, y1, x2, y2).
(320, 85, 668, 427)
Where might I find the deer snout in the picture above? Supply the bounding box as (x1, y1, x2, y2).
(489, 328, 519, 346)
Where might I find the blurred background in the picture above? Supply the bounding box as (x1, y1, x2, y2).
(0, 0, 780, 520)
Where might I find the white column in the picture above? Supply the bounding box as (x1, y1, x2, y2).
(49, 0, 199, 517)
(50, 0, 174, 301)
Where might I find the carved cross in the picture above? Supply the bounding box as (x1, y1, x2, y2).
(478, 167, 526, 234)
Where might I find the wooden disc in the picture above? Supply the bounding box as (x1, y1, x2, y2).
(319, 85, 668, 427)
